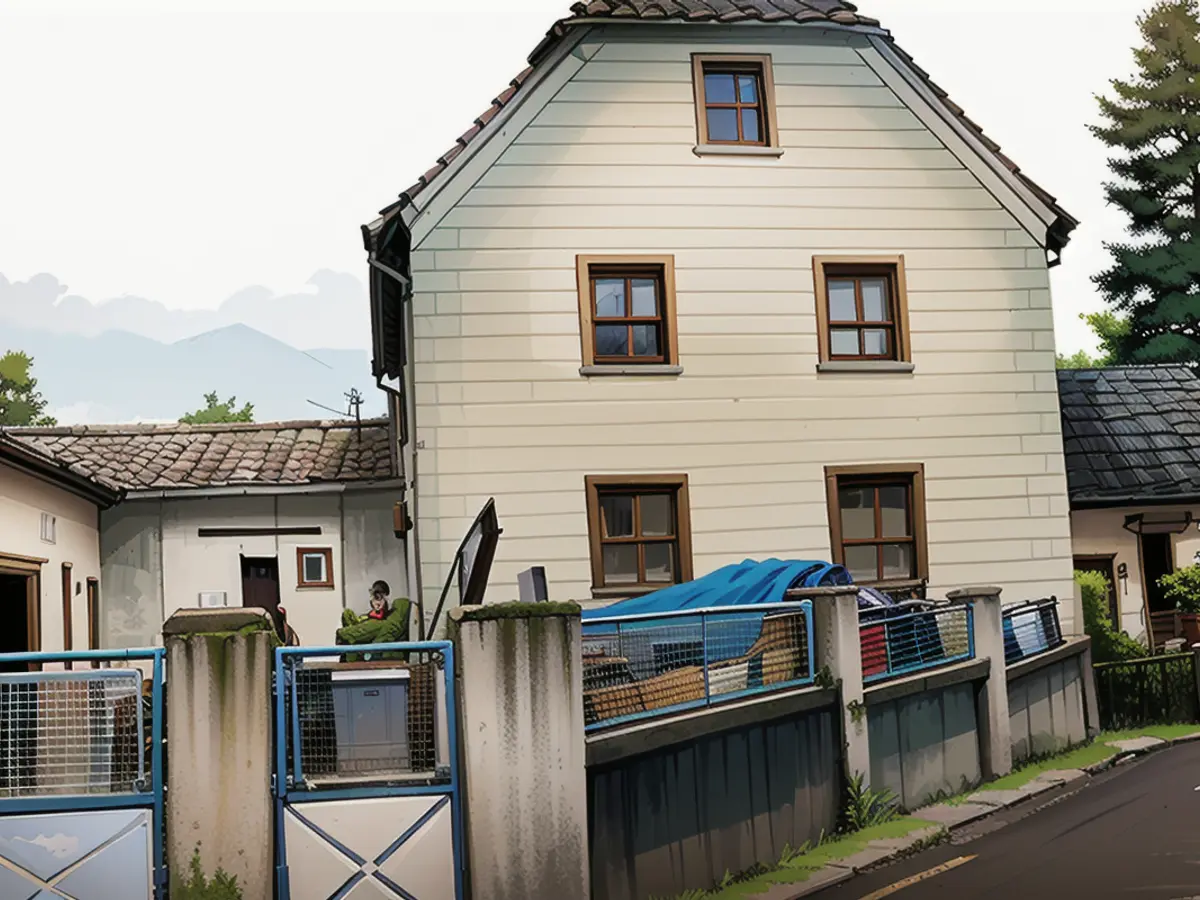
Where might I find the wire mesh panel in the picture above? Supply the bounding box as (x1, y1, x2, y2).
(1003, 598, 1065, 665)
(282, 647, 448, 788)
(860, 603, 974, 684)
(0, 669, 146, 798)
(581, 603, 815, 731)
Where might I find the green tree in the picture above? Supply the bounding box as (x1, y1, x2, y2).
(1092, 0, 1200, 363)
(179, 392, 254, 424)
(1056, 311, 1132, 368)
(0, 350, 57, 426)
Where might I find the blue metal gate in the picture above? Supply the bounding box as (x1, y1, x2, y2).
(0, 648, 166, 899)
(274, 641, 464, 900)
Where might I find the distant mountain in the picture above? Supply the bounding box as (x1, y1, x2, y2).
(0, 270, 371, 350)
(6, 323, 384, 425)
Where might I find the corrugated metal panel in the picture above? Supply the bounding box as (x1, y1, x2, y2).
(588, 705, 839, 900)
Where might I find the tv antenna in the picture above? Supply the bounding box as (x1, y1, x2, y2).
(306, 388, 365, 440)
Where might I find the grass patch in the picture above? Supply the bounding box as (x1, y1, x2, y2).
(1101, 724, 1200, 743)
(685, 819, 937, 899)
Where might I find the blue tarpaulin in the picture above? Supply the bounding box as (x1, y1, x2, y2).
(580, 558, 851, 620)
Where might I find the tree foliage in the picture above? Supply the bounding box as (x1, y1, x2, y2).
(179, 391, 254, 425)
(1056, 311, 1132, 368)
(0, 350, 57, 426)
(1092, 0, 1200, 363)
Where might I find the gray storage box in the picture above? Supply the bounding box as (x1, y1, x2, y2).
(330, 668, 411, 776)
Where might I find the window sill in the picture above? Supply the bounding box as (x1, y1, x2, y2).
(297, 583, 336, 591)
(693, 144, 785, 158)
(580, 365, 683, 378)
(817, 361, 916, 375)
(590, 585, 668, 600)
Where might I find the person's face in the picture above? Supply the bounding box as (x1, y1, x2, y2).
(370, 593, 385, 612)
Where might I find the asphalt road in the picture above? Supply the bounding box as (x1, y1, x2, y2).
(811, 740, 1200, 900)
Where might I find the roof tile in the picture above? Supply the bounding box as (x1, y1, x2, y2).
(1, 420, 394, 493)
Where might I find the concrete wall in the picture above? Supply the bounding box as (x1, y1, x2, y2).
(867, 677, 983, 811)
(1071, 506, 1200, 642)
(405, 24, 1075, 627)
(0, 460, 102, 653)
(588, 700, 840, 900)
(1008, 651, 1089, 764)
(99, 489, 406, 649)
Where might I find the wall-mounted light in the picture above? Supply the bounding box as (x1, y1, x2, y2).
(1123, 512, 1194, 535)
(1117, 561, 1129, 596)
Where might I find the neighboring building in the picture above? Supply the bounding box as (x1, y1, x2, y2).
(8, 420, 407, 649)
(362, 1, 1080, 630)
(1059, 365, 1200, 648)
(0, 433, 118, 665)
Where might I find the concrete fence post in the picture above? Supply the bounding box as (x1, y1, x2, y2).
(1081, 638, 1102, 737)
(800, 586, 870, 786)
(163, 608, 277, 899)
(947, 587, 1013, 779)
(448, 602, 589, 900)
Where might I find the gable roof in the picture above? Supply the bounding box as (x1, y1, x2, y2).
(374, 0, 1076, 254)
(4, 419, 396, 494)
(1058, 366, 1200, 508)
(0, 432, 122, 507)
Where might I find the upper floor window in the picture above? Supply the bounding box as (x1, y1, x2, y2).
(813, 256, 912, 369)
(576, 255, 680, 373)
(585, 475, 694, 596)
(692, 55, 780, 153)
(825, 464, 928, 586)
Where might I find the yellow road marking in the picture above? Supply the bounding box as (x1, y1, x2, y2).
(856, 855, 977, 899)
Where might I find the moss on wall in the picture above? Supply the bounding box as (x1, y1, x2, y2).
(452, 601, 581, 623)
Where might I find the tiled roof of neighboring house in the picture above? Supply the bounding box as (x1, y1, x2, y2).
(382, 0, 1076, 251)
(3, 419, 395, 493)
(1058, 366, 1200, 507)
(0, 431, 122, 505)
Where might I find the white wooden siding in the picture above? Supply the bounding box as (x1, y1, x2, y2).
(408, 30, 1075, 630)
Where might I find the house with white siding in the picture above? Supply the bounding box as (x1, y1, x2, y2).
(362, 0, 1080, 632)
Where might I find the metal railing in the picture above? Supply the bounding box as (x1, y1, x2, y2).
(581, 602, 816, 732)
(1094, 653, 1200, 730)
(1003, 597, 1066, 665)
(860, 602, 975, 684)
(276, 642, 454, 791)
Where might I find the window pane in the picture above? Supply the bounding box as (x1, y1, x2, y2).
(644, 543, 675, 584)
(827, 281, 857, 322)
(878, 486, 910, 538)
(707, 107, 739, 142)
(303, 554, 326, 583)
(861, 278, 889, 321)
(830, 329, 860, 357)
(737, 74, 758, 103)
(704, 73, 736, 104)
(640, 494, 674, 537)
(881, 543, 915, 580)
(862, 329, 889, 357)
(740, 107, 760, 142)
(631, 278, 658, 316)
(601, 494, 635, 538)
(594, 278, 625, 318)
(603, 544, 639, 584)
(839, 486, 876, 540)
(595, 324, 628, 357)
(631, 324, 659, 357)
(843, 545, 878, 582)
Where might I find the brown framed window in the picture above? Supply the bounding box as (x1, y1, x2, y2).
(813, 256, 912, 364)
(826, 464, 928, 585)
(296, 548, 335, 589)
(575, 255, 679, 369)
(692, 54, 779, 148)
(585, 475, 694, 596)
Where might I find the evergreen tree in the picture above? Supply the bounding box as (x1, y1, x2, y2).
(0, 350, 57, 426)
(1093, 0, 1200, 363)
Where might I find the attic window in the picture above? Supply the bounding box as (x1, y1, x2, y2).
(692, 55, 781, 156)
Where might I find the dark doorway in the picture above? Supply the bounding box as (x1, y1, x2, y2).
(1074, 555, 1120, 626)
(0, 574, 32, 673)
(1141, 533, 1175, 615)
(241, 556, 283, 637)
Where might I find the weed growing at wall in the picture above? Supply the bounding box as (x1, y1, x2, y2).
(173, 850, 243, 900)
(839, 772, 900, 833)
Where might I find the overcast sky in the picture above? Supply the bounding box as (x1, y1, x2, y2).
(0, 0, 1149, 355)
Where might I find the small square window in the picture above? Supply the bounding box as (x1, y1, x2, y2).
(296, 548, 334, 588)
(813, 257, 912, 365)
(692, 55, 779, 150)
(576, 255, 679, 370)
